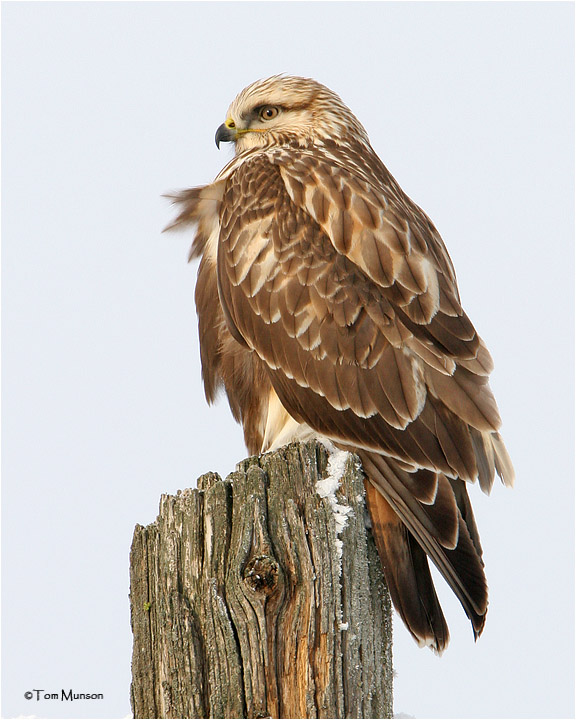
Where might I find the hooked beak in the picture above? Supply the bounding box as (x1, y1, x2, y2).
(215, 123, 236, 148)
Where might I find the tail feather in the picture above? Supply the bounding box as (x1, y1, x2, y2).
(365, 480, 450, 654)
(360, 450, 488, 648)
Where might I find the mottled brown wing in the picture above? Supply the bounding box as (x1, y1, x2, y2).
(217, 151, 504, 484)
(215, 150, 510, 652)
(168, 145, 513, 652)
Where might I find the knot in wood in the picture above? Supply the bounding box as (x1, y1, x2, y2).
(243, 555, 279, 595)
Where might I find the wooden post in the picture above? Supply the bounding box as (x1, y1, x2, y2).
(129, 440, 393, 719)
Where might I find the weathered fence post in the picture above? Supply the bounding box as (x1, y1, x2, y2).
(129, 440, 393, 719)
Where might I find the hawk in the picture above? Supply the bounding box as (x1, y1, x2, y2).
(166, 75, 514, 653)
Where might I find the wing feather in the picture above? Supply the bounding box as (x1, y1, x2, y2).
(169, 127, 514, 649)
(216, 153, 507, 485)
(360, 452, 488, 626)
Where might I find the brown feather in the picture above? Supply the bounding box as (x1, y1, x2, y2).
(365, 481, 450, 653)
(166, 75, 514, 652)
(360, 452, 488, 629)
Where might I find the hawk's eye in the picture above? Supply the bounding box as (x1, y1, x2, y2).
(258, 106, 279, 121)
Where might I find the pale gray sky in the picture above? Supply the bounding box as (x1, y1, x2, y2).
(2, 2, 574, 718)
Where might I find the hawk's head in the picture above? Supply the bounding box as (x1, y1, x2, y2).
(215, 75, 371, 153)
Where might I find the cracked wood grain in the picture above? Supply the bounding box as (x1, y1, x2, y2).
(130, 440, 393, 719)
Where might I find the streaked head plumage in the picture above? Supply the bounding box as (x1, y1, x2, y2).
(216, 75, 371, 153)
